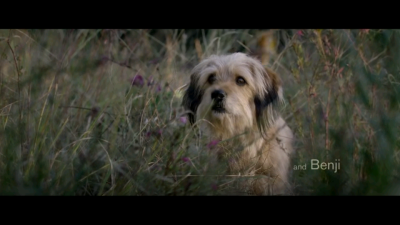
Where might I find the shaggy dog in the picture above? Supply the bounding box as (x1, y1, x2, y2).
(182, 53, 294, 195)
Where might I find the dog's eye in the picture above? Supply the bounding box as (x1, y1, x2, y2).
(208, 74, 216, 84)
(236, 76, 246, 86)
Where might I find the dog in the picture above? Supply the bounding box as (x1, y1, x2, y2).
(181, 52, 294, 195)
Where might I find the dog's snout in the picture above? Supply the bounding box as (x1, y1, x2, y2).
(211, 89, 226, 100)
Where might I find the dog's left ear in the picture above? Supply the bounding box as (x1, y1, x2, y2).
(250, 60, 284, 135)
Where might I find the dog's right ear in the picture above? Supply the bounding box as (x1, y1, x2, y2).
(249, 59, 284, 138)
(182, 73, 203, 125)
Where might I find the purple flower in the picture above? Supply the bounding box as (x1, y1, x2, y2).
(156, 84, 162, 93)
(179, 117, 187, 124)
(145, 131, 152, 138)
(211, 183, 218, 191)
(131, 74, 144, 87)
(207, 140, 220, 149)
(182, 157, 190, 163)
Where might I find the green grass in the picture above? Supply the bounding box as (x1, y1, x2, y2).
(1, 29, 399, 195)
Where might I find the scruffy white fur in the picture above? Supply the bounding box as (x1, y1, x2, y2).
(182, 53, 294, 195)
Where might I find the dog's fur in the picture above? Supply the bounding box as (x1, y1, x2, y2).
(182, 53, 294, 195)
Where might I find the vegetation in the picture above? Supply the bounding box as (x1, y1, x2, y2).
(1, 29, 399, 195)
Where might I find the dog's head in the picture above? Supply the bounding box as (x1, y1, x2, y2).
(182, 53, 283, 138)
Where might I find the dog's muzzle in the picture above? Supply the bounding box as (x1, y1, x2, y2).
(211, 89, 226, 113)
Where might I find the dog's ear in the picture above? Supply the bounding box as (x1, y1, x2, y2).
(250, 60, 283, 136)
(258, 67, 283, 106)
(182, 72, 203, 125)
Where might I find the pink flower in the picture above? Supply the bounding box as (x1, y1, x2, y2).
(207, 140, 220, 149)
(179, 117, 187, 124)
(296, 30, 304, 37)
(131, 74, 144, 87)
(333, 47, 339, 57)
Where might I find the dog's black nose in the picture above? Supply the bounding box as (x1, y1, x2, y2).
(211, 89, 226, 100)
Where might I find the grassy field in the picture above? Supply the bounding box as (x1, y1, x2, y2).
(1, 29, 399, 195)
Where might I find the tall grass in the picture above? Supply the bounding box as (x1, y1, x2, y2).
(0, 29, 399, 195)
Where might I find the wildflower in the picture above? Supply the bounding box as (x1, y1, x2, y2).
(156, 84, 162, 92)
(207, 140, 220, 149)
(179, 117, 187, 124)
(211, 183, 218, 191)
(338, 67, 344, 74)
(296, 30, 304, 37)
(131, 74, 144, 87)
(182, 157, 190, 163)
